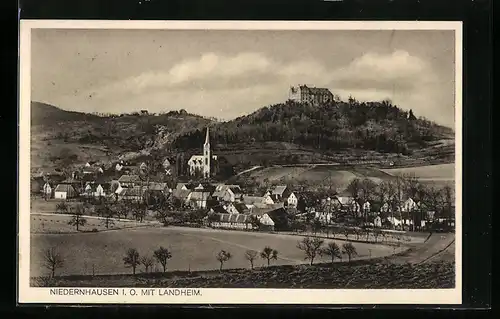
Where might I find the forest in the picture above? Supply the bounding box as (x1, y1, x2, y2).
(171, 98, 454, 156)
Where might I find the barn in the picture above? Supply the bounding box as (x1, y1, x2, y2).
(54, 184, 78, 200)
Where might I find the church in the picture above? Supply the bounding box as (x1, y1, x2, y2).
(187, 127, 218, 178)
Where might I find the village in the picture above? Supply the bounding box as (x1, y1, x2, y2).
(31, 124, 455, 236)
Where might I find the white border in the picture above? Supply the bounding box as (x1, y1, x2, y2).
(18, 20, 462, 305)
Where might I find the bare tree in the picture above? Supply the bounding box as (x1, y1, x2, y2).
(321, 242, 341, 264)
(244, 250, 258, 269)
(153, 246, 173, 273)
(68, 204, 87, 231)
(296, 236, 324, 265)
(123, 248, 140, 275)
(346, 178, 362, 201)
(43, 247, 64, 278)
(359, 178, 377, 222)
(140, 255, 155, 273)
(343, 228, 351, 241)
(260, 246, 278, 266)
(373, 228, 382, 243)
(56, 201, 69, 214)
(216, 250, 232, 271)
(341, 242, 358, 262)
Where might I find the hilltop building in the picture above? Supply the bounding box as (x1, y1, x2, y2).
(187, 127, 218, 179)
(288, 85, 334, 105)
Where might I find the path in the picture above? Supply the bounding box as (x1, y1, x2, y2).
(235, 166, 262, 176)
(389, 232, 456, 264)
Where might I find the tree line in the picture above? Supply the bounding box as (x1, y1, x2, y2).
(41, 237, 360, 278)
(171, 99, 454, 155)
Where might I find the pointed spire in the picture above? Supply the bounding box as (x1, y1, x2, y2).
(204, 126, 210, 145)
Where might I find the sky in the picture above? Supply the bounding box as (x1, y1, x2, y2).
(31, 29, 456, 127)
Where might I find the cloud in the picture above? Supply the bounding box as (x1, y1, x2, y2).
(56, 50, 452, 126)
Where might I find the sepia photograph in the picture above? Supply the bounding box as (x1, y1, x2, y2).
(18, 20, 462, 304)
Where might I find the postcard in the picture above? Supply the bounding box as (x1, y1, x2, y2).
(18, 20, 462, 304)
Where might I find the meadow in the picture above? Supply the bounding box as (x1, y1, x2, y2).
(30, 225, 400, 278)
(381, 163, 455, 180)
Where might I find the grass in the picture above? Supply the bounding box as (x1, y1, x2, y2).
(381, 163, 455, 180)
(238, 162, 455, 191)
(30, 225, 397, 278)
(32, 259, 455, 289)
(31, 214, 158, 234)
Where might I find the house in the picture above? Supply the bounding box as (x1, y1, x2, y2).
(117, 186, 144, 202)
(54, 184, 78, 200)
(334, 196, 361, 215)
(187, 191, 211, 209)
(209, 205, 228, 215)
(83, 166, 104, 175)
(267, 185, 292, 202)
(211, 190, 226, 202)
(263, 193, 276, 205)
(148, 182, 169, 192)
(288, 85, 334, 105)
(315, 210, 334, 224)
(194, 183, 216, 193)
(362, 201, 371, 213)
(242, 195, 265, 210)
(206, 213, 252, 230)
(171, 189, 191, 203)
(264, 207, 290, 231)
(286, 192, 298, 208)
(242, 195, 264, 205)
(42, 182, 53, 198)
(115, 162, 124, 172)
(401, 198, 417, 213)
(175, 183, 190, 191)
(84, 183, 108, 198)
(257, 213, 275, 231)
(374, 216, 382, 227)
(118, 174, 142, 188)
(222, 187, 243, 203)
(224, 202, 249, 215)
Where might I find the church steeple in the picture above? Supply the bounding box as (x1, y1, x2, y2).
(204, 126, 210, 146)
(203, 127, 211, 179)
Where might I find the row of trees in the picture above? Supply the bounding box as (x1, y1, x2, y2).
(43, 238, 359, 278)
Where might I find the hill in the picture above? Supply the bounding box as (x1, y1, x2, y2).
(30, 101, 213, 174)
(30, 98, 455, 175)
(170, 99, 455, 168)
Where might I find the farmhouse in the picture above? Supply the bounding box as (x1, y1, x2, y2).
(207, 213, 252, 230)
(288, 85, 334, 105)
(223, 202, 249, 215)
(187, 190, 211, 209)
(42, 182, 53, 199)
(172, 189, 191, 202)
(118, 174, 142, 188)
(54, 184, 78, 200)
(116, 186, 144, 201)
(82, 166, 104, 175)
(84, 183, 108, 198)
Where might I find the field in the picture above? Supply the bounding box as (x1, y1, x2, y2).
(238, 162, 454, 190)
(31, 213, 159, 234)
(34, 260, 455, 289)
(381, 163, 455, 181)
(30, 225, 400, 278)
